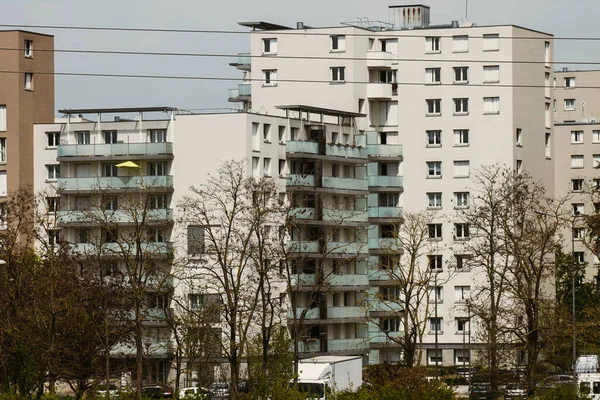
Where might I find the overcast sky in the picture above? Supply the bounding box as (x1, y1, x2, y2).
(4, 0, 600, 114)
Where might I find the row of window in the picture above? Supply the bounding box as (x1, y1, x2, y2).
(571, 179, 600, 192)
(425, 65, 500, 84)
(426, 161, 470, 178)
(426, 97, 500, 116)
(46, 129, 168, 147)
(428, 317, 471, 335)
(427, 192, 470, 209)
(46, 194, 169, 213)
(380, 285, 470, 304)
(426, 34, 500, 53)
(45, 162, 169, 181)
(426, 129, 469, 147)
(570, 154, 600, 169)
(427, 223, 470, 240)
(570, 130, 600, 144)
(251, 156, 287, 177)
(72, 227, 168, 244)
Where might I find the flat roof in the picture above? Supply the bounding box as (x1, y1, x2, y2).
(0, 29, 54, 38)
(238, 21, 292, 31)
(58, 106, 177, 115)
(276, 105, 365, 118)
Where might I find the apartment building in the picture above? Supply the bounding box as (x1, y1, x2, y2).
(235, 4, 555, 366)
(554, 69, 600, 283)
(0, 30, 54, 196)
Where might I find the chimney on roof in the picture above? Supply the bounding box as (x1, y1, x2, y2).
(389, 5, 430, 29)
(297, 22, 305, 29)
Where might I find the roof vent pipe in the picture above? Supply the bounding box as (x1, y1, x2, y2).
(563, 67, 569, 72)
(297, 22, 305, 29)
(451, 20, 459, 28)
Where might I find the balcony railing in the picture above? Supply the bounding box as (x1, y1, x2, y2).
(370, 300, 403, 313)
(328, 274, 369, 286)
(367, 144, 403, 157)
(368, 175, 403, 188)
(286, 174, 315, 187)
(288, 241, 320, 253)
(58, 175, 173, 191)
(368, 238, 401, 251)
(286, 141, 318, 155)
(290, 274, 316, 286)
(328, 306, 365, 319)
(327, 241, 368, 254)
(366, 51, 393, 69)
(368, 206, 402, 219)
(237, 53, 251, 67)
(326, 144, 367, 159)
(327, 338, 369, 352)
(228, 83, 251, 101)
(324, 209, 368, 223)
(70, 242, 173, 256)
(298, 341, 321, 353)
(57, 142, 173, 158)
(367, 83, 393, 99)
(111, 340, 172, 356)
(57, 209, 173, 224)
(322, 177, 368, 191)
(287, 308, 320, 320)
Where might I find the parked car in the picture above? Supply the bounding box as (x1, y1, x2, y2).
(141, 385, 174, 399)
(539, 374, 574, 390)
(469, 382, 493, 399)
(207, 383, 229, 400)
(179, 386, 208, 399)
(504, 382, 528, 399)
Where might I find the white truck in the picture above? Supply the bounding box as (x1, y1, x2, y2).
(296, 355, 363, 399)
(576, 355, 600, 399)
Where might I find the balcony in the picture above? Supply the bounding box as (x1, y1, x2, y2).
(288, 241, 320, 254)
(286, 140, 319, 156)
(322, 177, 368, 191)
(290, 274, 316, 286)
(368, 238, 401, 251)
(327, 338, 369, 352)
(367, 144, 403, 159)
(328, 306, 365, 319)
(368, 206, 402, 219)
(286, 174, 315, 187)
(70, 242, 173, 256)
(58, 176, 174, 192)
(367, 83, 393, 99)
(370, 300, 403, 314)
(368, 175, 403, 188)
(57, 142, 173, 159)
(298, 341, 321, 353)
(287, 307, 320, 320)
(327, 241, 368, 255)
(57, 209, 173, 225)
(326, 143, 367, 159)
(228, 83, 251, 102)
(288, 208, 367, 223)
(111, 340, 172, 356)
(328, 274, 369, 287)
(229, 53, 251, 70)
(368, 331, 403, 345)
(366, 51, 393, 69)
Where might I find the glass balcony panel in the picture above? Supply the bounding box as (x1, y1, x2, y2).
(288, 207, 315, 220)
(325, 144, 367, 159)
(368, 206, 402, 219)
(58, 176, 173, 190)
(286, 174, 315, 187)
(57, 142, 173, 157)
(57, 209, 173, 224)
(368, 175, 403, 187)
(323, 209, 367, 223)
(298, 341, 321, 353)
(328, 306, 365, 319)
(368, 238, 401, 250)
(322, 177, 368, 191)
(286, 141, 319, 155)
(327, 241, 368, 254)
(288, 241, 319, 253)
(327, 338, 369, 352)
(367, 144, 403, 157)
(287, 308, 320, 320)
(328, 274, 369, 286)
(290, 274, 316, 286)
(238, 83, 251, 96)
(237, 53, 251, 65)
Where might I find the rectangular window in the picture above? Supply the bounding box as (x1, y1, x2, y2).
(24, 40, 33, 57)
(187, 225, 205, 255)
(148, 162, 167, 176)
(147, 228, 165, 242)
(454, 67, 469, 83)
(278, 126, 286, 143)
(76, 131, 90, 145)
(263, 157, 271, 176)
(425, 37, 441, 53)
(430, 317, 443, 333)
(545, 132, 551, 158)
(428, 254, 443, 271)
(453, 98, 469, 114)
(428, 350, 443, 365)
(77, 229, 90, 244)
(455, 349, 470, 365)
(379, 286, 400, 301)
(148, 195, 167, 209)
(428, 223, 442, 239)
(453, 161, 470, 178)
(102, 196, 118, 211)
(516, 128, 522, 146)
(594, 154, 600, 168)
(331, 35, 346, 51)
(482, 34, 499, 51)
(455, 286, 470, 302)
(103, 226, 118, 243)
(251, 157, 260, 178)
(103, 130, 118, 144)
(46, 165, 60, 180)
(148, 129, 167, 143)
(426, 99, 441, 115)
(427, 192, 442, 208)
(571, 155, 584, 169)
(262, 38, 277, 54)
(425, 68, 441, 84)
(75, 196, 90, 211)
(456, 254, 470, 271)
(454, 129, 469, 146)
(331, 67, 346, 82)
(263, 123, 271, 142)
(47, 197, 59, 213)
(378, 193, 399, 207)
(427, 161, 442, 177)
(24, 73, 33, 90)
(483, 65, 500, 83)
(516, 160, 523, 174)
(278, 159, 287, 176)
(0, 138, 5, 163)
(103, 163, 118, 177)
(427, 130, 441, 146)
(0, 105, 6, 132)
(573, 227, 586, 240)
(454, 192, 469, 208)
(453, 35, 469, 53)
(46, 132, 60, 147)
(454, 223, 470, 239)
(429, 286, 443, 303)
(572, 179, 584, 192)
(48, 229, 60, 245)
(573, 252, 585, 263)
(545, 41, 550, 64)
(594, 131, 600, 143)
(262, 69, 278, 86)
(564, 99, 576, 111)
(571, 131, 584, 144)
(457, 318, 470, 334)
(382, 318, 401, 332)
(483, 97, 500, 114)
(565, 77, 576, 88)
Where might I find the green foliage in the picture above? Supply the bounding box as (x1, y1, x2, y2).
(536, 384, 587, 400)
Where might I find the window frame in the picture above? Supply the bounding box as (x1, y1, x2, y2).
(453, 98, 469, 115)
(482, 34, 500, 51)
(427, 161, 442, 177)
(425, 36, 441, 53)
(426, 99, 442, 116)
(427, 192, 442, 209)
(46, 164, 60, 181)
(262, 38, 277, 54)
(24, 40, 33, 58)
(571, 130, 584, 144)
(426, 130, 442, 147)
(453, 67, 469, 84)
(452, 35, 469, 53)
(24, 73, 33, 91)
(454, 223, 470, 240)
(483, 65, 500, 83)
(331, 66, 346, 83)
(330, 35, 346, 52)
(262, 69, 278, 86)
(46, 132, 60, 147)
(428, 223, 443, 240)
(425, 68, 441, 84)
(483, 96, 500, 114)
(564, 99, 576, 111)
(454, 192, 470, 208)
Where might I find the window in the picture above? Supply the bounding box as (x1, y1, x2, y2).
(47, 197, 59, 213)
(252, 157, 260, 178)
(516, 128, 522, 146)
(430, 317, 443, 333)
(429, 286, 443, 303)
(426, 37, 440, 53)
(148, 195, 167, 209)
(516, 159, 523, 174)
(102, 196, 118, 211)
(571, 131, 584, 144)
(379, 286, 400, 301)
(483, 65, 500, 83)
(573, 203, 585, 216)
(545, 132, 551, 159)
(278, 159, 287, 176)
(455, 286, 470, 302)
(0, 105, 5, 132)
(454, 223, 470, 239)
(573, 252, 585, 264)
(594, 131, 600, 143)
(456, 318, 470, 334)
(565, 99, 576, 111)
(147, 293, 167, 309)
(594, 154, 600, 168)
(48, 229, 60, 245)
(455, 349, 470, 365)
(103, 226, 118, 243)
(454, 130, 469, 146)
(427, 192, 442, 208)
(24, 40, 33, 57)
(427, 161, 442, 177)
(147, 228, 165, 243)
(456, 254, 470, 271)
(77, 229, 89, 244)
(331, 67, 346, 82)
(572, 179, 584, 192)
(75, 196, 90, 211)
(483, 34, 499, 51)
(483, 97, 500, 114)
(545, 41, 550, 64)
(453, 35, 469, 52)
(103, 130, 117, 144)
(148, 162, 167, 176)
(278, 126, 286, 143)
(595, 180, 600, 192)
(262, 69, 277, 86)
(426, 99, 441, 115)
(425, 68, 441, 84)
(76, 131, 90, 145)
(573, 227, 586, 240)
(428, 255, 443, 271)
(263, 123, 271, 142)
(103, 163, 118, 177)
(189, 294, 205, 310)
(453, 161, 470, 178)
(149, 129, 167, 143)
(331, 35, 346, 51)
(571, 155, 584, 169)
(428, 223, 442, 239)
(24, 73, 33, 90)
(454, 192, 469, 208)
(378, 193, 399, 207)
(453, 98, 469, 114)
(262, 38, 277, 54)
(454, 67, 469, 83)
(46, 165, 60, 180)
(379, 255, 399, 270)
(382, 318, 401, 332)
(187, 225, 205, 255)
(565, 77, 576, 88)
(428, 350, 443, 365)
(427, 130, 441, 146)
(263, 158, 271, 176)
(46, 132, 60, 147)
(0, 138, 5, 163)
